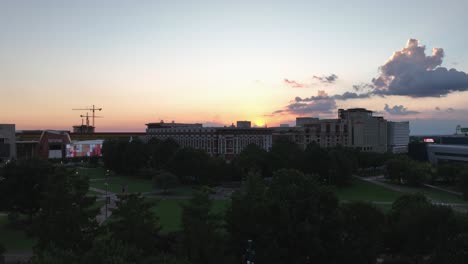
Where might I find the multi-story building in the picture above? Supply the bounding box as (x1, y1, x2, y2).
(387, 121, 410, 153)
(146, 121, 272, 160)
(273, 108, 388, 153)
(427, 144, 468, 164)
(0, 124, 16, 162)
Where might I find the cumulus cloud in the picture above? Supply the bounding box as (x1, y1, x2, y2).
(372, 39, 468, 97)
(284, 78, 306, 88)
(274, 90, 337, 115)
(313, 74, 338, 84)
(384, 104, 420, 115)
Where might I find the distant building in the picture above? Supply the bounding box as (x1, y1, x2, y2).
(145, 120, 272, 160)
(0, 124, 16, 162)
(387, 121, 410, 153)
(73, 125, 95, 134)
(427, 144, 468, 164)
(273, 108, 388, 152)
(16, 130, 71, 159)
(236, 121, 251, 128)
(296, 117, 319, 127)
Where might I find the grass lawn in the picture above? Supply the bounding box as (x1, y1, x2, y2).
(0, 215, 35, 252)
(90, 176, 153, 193)
(149, 199, 230, 233)
(77, 167, 109, 179)
(332, 178, 402, 203)
(378, 180, 468, 205)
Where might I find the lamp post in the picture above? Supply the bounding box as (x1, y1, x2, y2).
(246, 239, 255, 264)
(105, 170, 109, 219)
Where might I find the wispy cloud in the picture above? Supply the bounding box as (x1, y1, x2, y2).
(283, 78, 306, 88)
(313, 74, 338, 84)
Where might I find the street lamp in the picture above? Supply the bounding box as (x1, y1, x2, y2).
(105, 170, 110, 219)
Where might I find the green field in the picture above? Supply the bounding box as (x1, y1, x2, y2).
(333, 178, 402, 203)
(377, 180, 468, 204)
(149, 199, 230, 233)
(0, 215, 35, 252)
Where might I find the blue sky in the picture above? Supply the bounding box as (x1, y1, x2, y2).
(1, 0, 467, 134)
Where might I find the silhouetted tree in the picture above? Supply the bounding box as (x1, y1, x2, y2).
(181, 191, 225, 264)
(340, 202, 385, 264)
(107, 194, 162, 256)
(0, 159, 52, 223)
(31, 168, 99, 255)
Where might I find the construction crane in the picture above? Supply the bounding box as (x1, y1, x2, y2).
(72, 105, 103, 128)
(80, 113, 103, 127)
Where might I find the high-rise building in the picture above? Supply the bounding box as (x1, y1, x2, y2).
(0, 124, 16, 162)
(387, 121, 410, 153)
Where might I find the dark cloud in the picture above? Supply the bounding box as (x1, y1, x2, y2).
(435, 106, 441, 111)
(372, 39, 468, 97)
(284, 78, 306, 88)
(384, 104, 419, 115)
(274, 90, 337, 115)
(313, 74, 338, 84)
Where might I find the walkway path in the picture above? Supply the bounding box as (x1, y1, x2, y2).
(90, 187, 118, 224)
(423, 183, 463, 196)
(3, 251, 33, 263)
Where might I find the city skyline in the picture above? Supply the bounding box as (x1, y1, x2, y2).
(1, 0, 468, 135)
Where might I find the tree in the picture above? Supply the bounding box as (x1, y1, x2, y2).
(437, 163, 462, 184)
(301, 142, 330, 179)
(385, 157, 411, 184)
(268, 138, 304, 172)
(153, 170, 179, 194)
(327, 148, 354, 186)
(169, 148, 212, 184)
(181, 191, 225, 264)
(81, 238, 142, 264)
(31, 168, 99, 255)
(232, 144, 271, 178)
(102, 139, 149, 174)
(0, 159, 52, 223)
(340, 202, 385, 264)
(459, 167, 468, 200)
(385, 194, 461, 261)
(406, 162, 432, 187)
(149, 138, 180, 170)
(227, 169, 344, 264)
(0, 243, 5, 264)
(107, 193, 162, 256)
(27, 245, 78, 264)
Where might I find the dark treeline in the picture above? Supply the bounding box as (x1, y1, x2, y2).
(102, 137, 394, 187)
(1, 162, 468, 264)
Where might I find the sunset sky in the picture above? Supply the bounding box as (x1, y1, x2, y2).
(1, 0, 468, 135)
